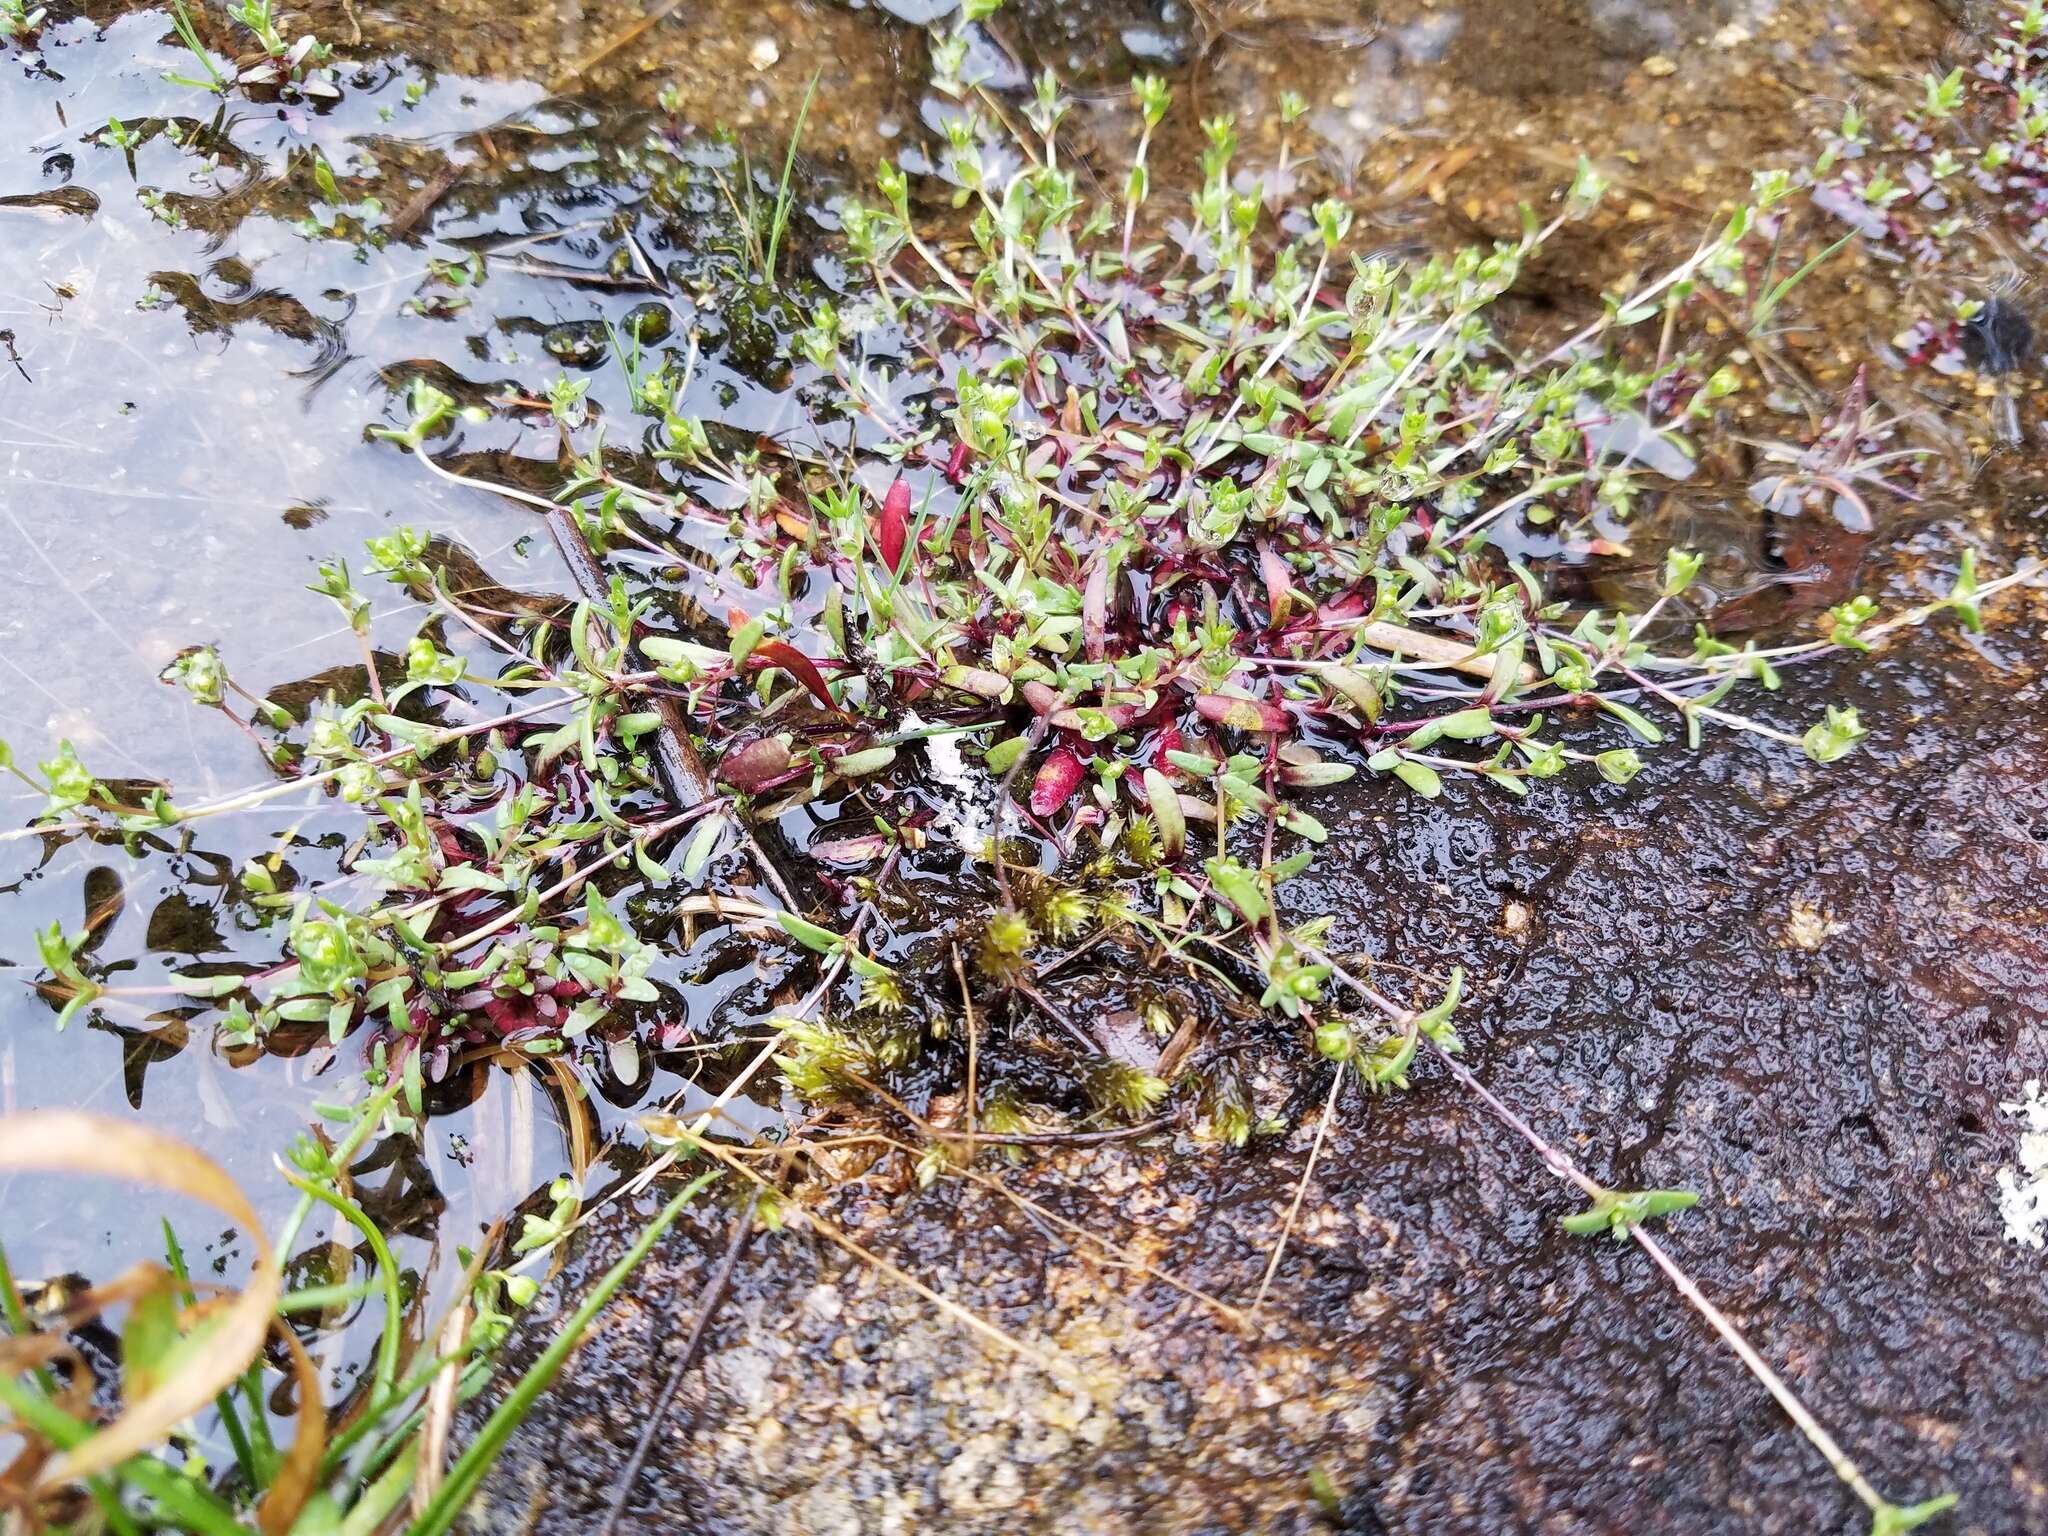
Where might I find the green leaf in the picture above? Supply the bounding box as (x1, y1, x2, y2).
(1562, 1186, 1700, 1240)
(1143, 768, 1185, 860)
(633, 840, 671, 887)
(1948, 548, 1982, 633)
(776, 912, 843, 954)
(1595, 748, 1643, 785)
(1392, 759, 1442, 799)
(1203, 858, 1269, 925)
(121, 1289, 183, 1403)
(1279, 761, 1357, 789)
(832, 745, 898, 777)
(681, 816, 724, 883)
(1411, 965, 1463, 1053)
(1869, 1494, 1959, 1536)
(1282, 809, 1327, 843)
(1802, 705, 1867, 764)
(164, 971, 246, 999)
(1597, 697, 1665, 744)
(1321, 665, 1382, 722)
(1437, 707, 1496, 740)
(638, 636, 725, 672)
(984, 735, 1027, 776)
(728, 618, 765, 670)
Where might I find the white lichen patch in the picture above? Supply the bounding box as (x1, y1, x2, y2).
(1996, 1079, 2048, 1251)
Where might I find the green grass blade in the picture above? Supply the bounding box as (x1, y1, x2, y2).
(764, 69, 822, 280)
(1752, 231, 1855, 331)
(163, 1218, 261, 1487)
(404, 1169, 720, 1536)
(279, 1172, 407, 1400)
(0, 1371, 244, 1536)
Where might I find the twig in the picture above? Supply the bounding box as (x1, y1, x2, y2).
(551, 0, 688, 92)
(1250, 1067, 1340, 1319)
(593, 1198, 755, 1536)
(1307, 944, 1952, 1525)
(953, 946, 977, 1155)
(541, 495, 802, 910)
(387, 159, 467, 243)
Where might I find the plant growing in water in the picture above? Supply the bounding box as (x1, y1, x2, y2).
(10, 1, 2042, 1531)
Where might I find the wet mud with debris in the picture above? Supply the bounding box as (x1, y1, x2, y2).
(471, 544, 2048, 1535)
(5, 0, 2047, 1531)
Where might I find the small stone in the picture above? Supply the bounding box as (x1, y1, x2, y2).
(1642, 54, 1678, 77)
(541, 320, 608, 367)
(749, 36, 780, 71)
(1713, 23, 1751, 48)
(1784, 902, 1842, 951)
(621, 300, 672, 345)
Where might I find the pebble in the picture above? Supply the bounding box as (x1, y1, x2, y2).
(622, 301, 672, 345)
(542, 320, 608, 367)
(749, 36, 780, 71)
(1642, 54, 1678, 77)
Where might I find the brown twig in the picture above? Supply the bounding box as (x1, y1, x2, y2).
(541, 503, 801, 909)
(593, 1197, 755, 1536)
(551, 0, 689, 94)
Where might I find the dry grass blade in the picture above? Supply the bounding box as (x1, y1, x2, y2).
(0, 1112, 283, 1491)
(410, 1300, 470, 1522)
(1354, 620, 1537, 683)
(688, 1138, 1071, 1378)
(874, 1136, 1249, 1329)
(256, 1323, 325, 1536)
(594, 1198, 754, 1536)
(1250, 1067, 1341, 1320)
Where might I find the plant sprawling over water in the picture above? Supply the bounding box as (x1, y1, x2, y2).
(11, 1, 2045, 1532)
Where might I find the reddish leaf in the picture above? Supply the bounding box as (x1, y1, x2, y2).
(876, 478, 911, 574)
(1317, 590, 1367, 625)
(1151, 724, 1185, 775)
(719, 736, 794, 792)
(1050, 696, 1143, 733)
(747, 640, 840, 714)
(1194, 694, 1290, 733)
(1082, 559, 1108, 662)
(945, 439, 972, 484)
(1029, 746, 1085, 818)
(1258, 540, 1295, 625)
(1021, 680, 1060, 717)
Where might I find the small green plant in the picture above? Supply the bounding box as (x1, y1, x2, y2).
(162, 0, 229, 93)
(0, 1077, 720, 1533)
(0, 0, 48, 40)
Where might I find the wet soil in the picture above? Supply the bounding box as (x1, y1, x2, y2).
(470, 555, 2048, 1535)
(3, 0, 2047, 1531)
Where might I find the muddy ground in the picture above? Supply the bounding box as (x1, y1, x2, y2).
(467, 522, 2048, 1535)
(6, 0, 2046, 1531)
